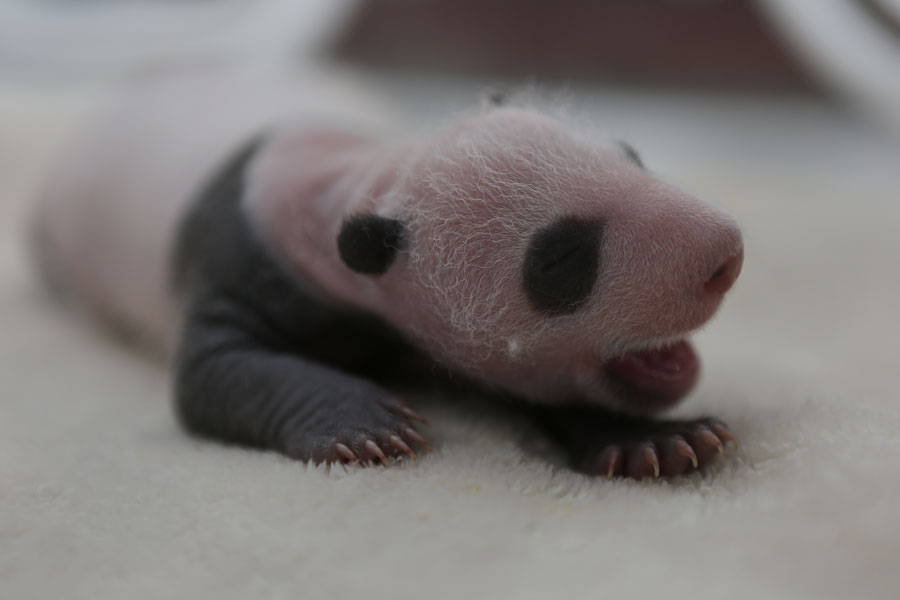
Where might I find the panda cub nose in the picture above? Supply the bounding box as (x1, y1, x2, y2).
(704, 249, 743, 296)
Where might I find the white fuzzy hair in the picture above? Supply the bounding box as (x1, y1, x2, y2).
(388, 106, 617, 372)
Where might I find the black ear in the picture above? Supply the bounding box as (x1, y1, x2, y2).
(617, 141, 644, 169)
(337, 214, 407, 275)
(486, 88, 508, 106)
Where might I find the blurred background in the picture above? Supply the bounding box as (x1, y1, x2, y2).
(2, 0, 900, 116)
(3, 0, 900, 186)
(2, 3, 900, 598)
(2, 0, 900, 126)
(2, 0, 900, 203)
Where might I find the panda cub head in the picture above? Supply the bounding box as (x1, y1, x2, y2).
(334, 106, 743, 415)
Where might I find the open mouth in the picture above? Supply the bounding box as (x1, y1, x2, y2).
(604, 339, 700, 407)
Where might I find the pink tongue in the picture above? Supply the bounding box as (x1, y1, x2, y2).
(604, 340, 699, 396)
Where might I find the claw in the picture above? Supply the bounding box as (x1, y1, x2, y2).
(709, 422, 736, 447)
(643, 445, 660, 478)
(398, 405, 430, 426)
(674, 439, 699, 469)
(698, 428, 724, 456)
(603, 447, 621, 479)
(389, 434, 417, 460)
(403, 427, 433, 451)
(334, 442, 358, 464)
(363, 439, 390, 466)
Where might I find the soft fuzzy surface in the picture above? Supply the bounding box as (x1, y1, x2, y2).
(2, 78, 900, 600)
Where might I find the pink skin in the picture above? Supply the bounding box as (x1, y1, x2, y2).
(248, 107, 743, 417)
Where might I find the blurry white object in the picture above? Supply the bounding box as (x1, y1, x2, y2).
(0, 0, 359, 81)
(758, 0, 900, 135)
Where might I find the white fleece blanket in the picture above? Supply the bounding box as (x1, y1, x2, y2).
(2, 80, 900, 600)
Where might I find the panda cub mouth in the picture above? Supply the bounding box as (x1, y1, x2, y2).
(604, 339, 699, 405)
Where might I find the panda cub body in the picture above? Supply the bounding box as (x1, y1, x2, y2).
(35, 68, 743, 479)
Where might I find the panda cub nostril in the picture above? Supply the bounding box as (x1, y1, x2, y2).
(704, 251, 743, 296)
(709, 265, 727, 282)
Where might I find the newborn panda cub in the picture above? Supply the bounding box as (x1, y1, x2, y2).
(38, 81, 743, 479)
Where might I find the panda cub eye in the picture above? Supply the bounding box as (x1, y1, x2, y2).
(522, 217, 603, 316)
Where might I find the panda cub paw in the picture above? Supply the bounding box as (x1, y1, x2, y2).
(578, 417, 735, 479)
(282, 396, 431, 467)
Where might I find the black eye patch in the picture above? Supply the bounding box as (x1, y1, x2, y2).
(522, 217, 603, 316)
(337, 214, 407, 275)
(618, 141, 644, 169)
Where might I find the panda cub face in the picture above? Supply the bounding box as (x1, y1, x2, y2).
(338, 107, 743, 414)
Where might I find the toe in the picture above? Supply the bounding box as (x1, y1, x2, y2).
(363, 439, 390, 466)
(384, 399, 430, 426)
(625, 443, 659, 479)
(389, 434, 417, 459)
(591, 445, 623, 478)
(687, 426, 724, 463)
(398, 405, 430, 426)
(403, 427, 432, 452)
(333, 442, 359, 464)
(644, 445, 661, 478)
(658, 436, 696, 476)
(706, 420, 736, 446)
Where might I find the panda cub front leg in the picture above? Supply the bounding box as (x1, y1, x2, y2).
(174, 295, 430, 466)
(535, 406, 735, 479)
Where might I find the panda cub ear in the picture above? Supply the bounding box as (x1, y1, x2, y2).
(484, 88, 509, 107)
(337, 214, 407, 275)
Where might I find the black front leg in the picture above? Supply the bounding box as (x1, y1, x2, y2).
(534, 405, 735, 479)
(174, 296, 430, 465)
